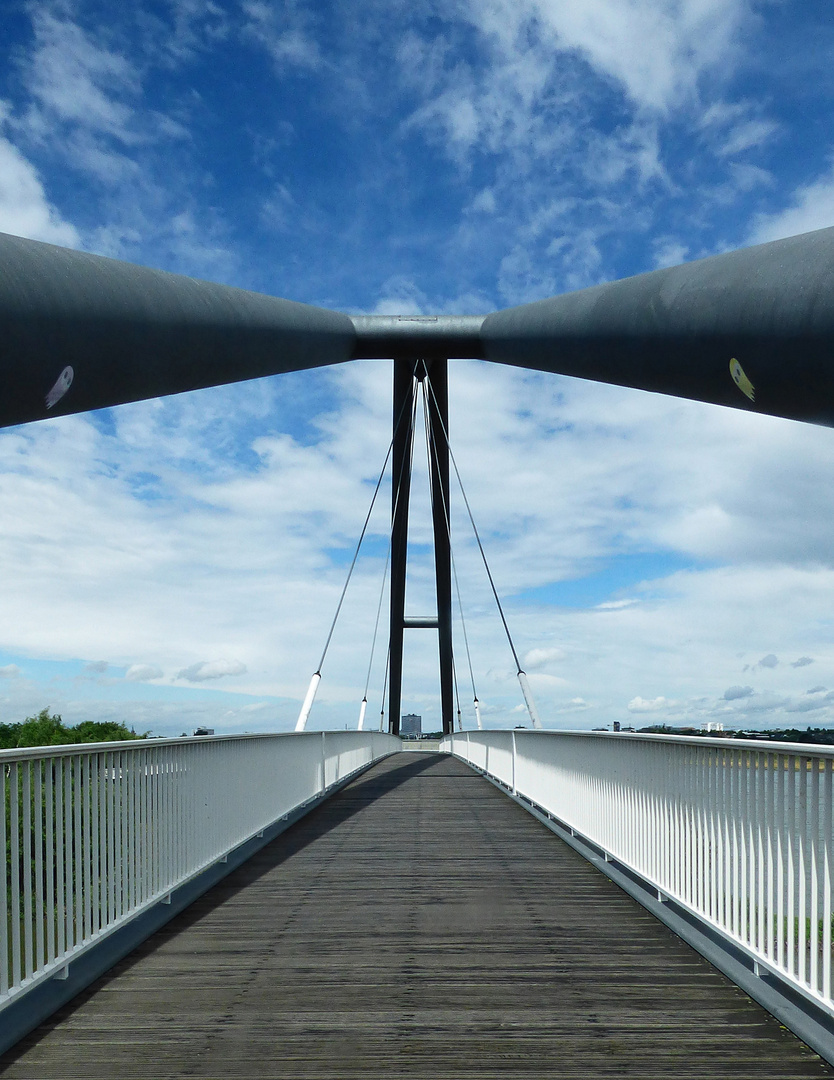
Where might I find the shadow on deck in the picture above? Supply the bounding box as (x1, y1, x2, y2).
(1, 753, 830, 1079)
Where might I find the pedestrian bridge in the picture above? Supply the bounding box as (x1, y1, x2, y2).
(2, 730, 834, 1077)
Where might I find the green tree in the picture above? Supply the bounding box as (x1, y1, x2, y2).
(0, 708, 147, 749)
(70, 719, 144, 743)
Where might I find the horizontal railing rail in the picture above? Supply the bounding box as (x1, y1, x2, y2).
(442, 729, 834, 1019)
(1, 730, 400, 1012)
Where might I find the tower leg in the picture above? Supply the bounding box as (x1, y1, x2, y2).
(426, 360, 454, 736)
(388, 359, 414, 736)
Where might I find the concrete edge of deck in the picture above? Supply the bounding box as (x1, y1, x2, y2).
(462, 758, 834, 1069)
(0, 751, 400, 1059)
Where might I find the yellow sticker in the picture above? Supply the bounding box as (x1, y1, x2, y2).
(729, 358, 755, 402)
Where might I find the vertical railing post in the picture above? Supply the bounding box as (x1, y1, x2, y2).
(33, 759, 44, 972)
(10, 762, 21, 989)
(1, 762, 9, 996)
(22, 761, 33, 981)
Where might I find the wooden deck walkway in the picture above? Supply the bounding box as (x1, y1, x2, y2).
(1, 753, 831, 1079)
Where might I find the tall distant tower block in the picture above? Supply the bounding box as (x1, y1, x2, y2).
(401, 714, 422, 737)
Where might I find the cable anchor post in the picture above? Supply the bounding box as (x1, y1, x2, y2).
(517, 671, 543, 730)
(295, 672, 321, 732)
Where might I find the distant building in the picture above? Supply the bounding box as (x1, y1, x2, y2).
(701, 722, 724, 733)
(193, 727, 215, 736)
(400, 713, 421, 737)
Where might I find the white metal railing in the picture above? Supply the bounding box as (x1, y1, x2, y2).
(1, 730, 399, 1011)
(442, 729, 834, 1017)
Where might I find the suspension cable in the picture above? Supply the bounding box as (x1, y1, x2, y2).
(313, 445, 391, 674)
(369, 376, 419, 732)
(422, 375, 521, 670)
(318, 382, 416, 674)
(379, 645, 390, 731)
(420, 377, 480, 722)
(452, 658, 462, 731)
(360, 540, 390, 728)
(423, 373, 542, 729)
(296, 384, 415, 732)
(418, 380, 462, 725)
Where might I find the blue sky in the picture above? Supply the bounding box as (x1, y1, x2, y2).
(2, 0, 834, 735)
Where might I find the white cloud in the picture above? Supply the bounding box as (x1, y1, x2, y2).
(652, 237, 689, 269)
(627, 695, 671, 713)
(468, 188, 497, 215)
(260, 184, 296, 232)
(0, 110, 79, 245)
(785, 697, 826, 714)
(161, 0, 232, 61)
(177, 659, 248, 682)
(523, 646, 566, 669)
(740, 691, 788, 714)
(242, 0, 322, 72)
(24, 10, 139, 139)
(7, 9, 238, 278)
(724, 684, 753, 700)
(390, 1, 756, 306)
(366, 278, 429, 316)
(0, 665, 20, 679)
(747, 164, 834, 244)
(527, 672, 568, 689)
(717, 119, 778, 157)
(125, 663, 164, 682)
(698, 101, 778, 156)
(459, 0, 749, 114)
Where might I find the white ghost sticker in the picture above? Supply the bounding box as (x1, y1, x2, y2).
(45, 366, 74, 410)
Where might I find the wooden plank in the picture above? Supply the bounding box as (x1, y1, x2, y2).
(1, 753, 831, 1079)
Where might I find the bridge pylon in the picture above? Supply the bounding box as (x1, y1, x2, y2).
(388, 357, 453, 736)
